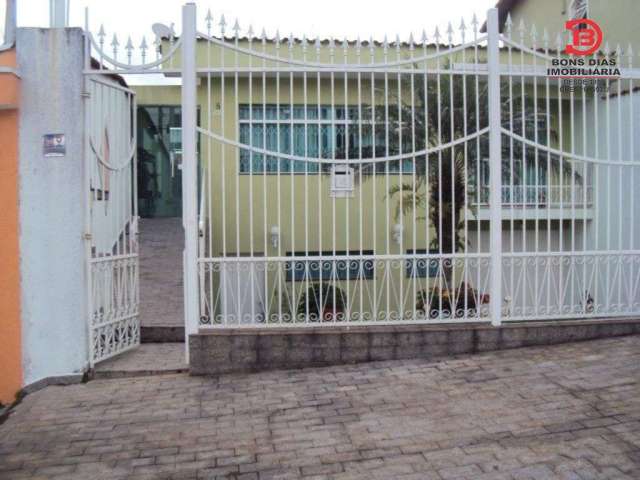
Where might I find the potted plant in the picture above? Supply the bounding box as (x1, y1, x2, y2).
(297, 283, 347, 322)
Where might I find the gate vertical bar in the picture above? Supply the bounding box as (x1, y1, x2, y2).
(182, 2, 198, 360)
(487, 8, 502, 326)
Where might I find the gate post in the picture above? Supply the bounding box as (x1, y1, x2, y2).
(182, 2, 198, 360)
(487, 8, 503, 327)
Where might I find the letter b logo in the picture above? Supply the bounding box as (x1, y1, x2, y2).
(565, 19, 603, 56)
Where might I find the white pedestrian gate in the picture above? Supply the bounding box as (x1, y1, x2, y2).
(84, 4, 640, 360)
(83, 72, 140, 365)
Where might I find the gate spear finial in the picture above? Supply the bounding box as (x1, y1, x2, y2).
(471, 13, 478, 38)
(205, 9, 213, 34)
(542, 28, 549, 51)
(111, 33, 119, 60)
(98, 24, 106, 48)
(554, 32, 562, 53)
(517, 18, 525, 42)
(140, 36, 148, 63)
(505, 13, 513, 37)
(125, 36, 134, 64)
(433, 26, 441, 45)
(446, 21, 453, 45)
(219, 14, 226, 37)
(531, 23, 538, 47)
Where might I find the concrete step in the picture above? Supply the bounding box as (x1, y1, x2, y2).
(92, 343, 187, 379)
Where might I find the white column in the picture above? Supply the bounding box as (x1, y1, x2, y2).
(50, 0, 69, 28)
(487, 8, 503, 327)
(181, 2, 199, 361)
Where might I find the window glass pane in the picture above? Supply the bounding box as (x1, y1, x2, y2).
(251, 105, 263, 120)
(307, 106, 319, 120)
(279, 105, 291, 120)
(265, 105, 278, 120)
(335, 125, 346, 159)
(238, 104, 415, 174)
(293, 105, 306, 119)
(320, 124, 333, 159)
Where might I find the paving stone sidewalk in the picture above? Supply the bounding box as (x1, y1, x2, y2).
(1, 336, 639, 479)
(139, 217, 183, 328)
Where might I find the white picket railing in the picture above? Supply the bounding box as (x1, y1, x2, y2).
(190, 7, 640, 327)
(475, 185, 594, 207)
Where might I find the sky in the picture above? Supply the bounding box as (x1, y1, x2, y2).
(13, 0, 497, 83)
(17, 0, 496, 40)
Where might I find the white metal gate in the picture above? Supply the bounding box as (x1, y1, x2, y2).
(187, 6, 640, 330)
(83, 74, 140, 365)
(83, 5, 640, 352)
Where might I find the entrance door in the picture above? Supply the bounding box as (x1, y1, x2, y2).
(137, 105, 183, 218)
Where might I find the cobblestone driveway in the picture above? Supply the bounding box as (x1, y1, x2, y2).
(1, 336, 639, 479)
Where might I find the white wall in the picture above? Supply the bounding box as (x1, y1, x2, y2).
(17, 28, 88, 385)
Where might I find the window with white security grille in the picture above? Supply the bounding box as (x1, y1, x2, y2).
(568, 0, 588, 19)
(238, 104, 414, 174)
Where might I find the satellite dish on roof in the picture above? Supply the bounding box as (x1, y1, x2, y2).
(152, 23, 173, 39)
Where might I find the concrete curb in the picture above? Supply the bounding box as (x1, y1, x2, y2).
(189, 318, 640, 375)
